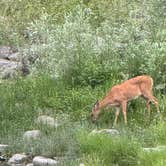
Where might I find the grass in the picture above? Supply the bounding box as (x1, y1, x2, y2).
(0, 0, 165, 165)
(78, 131, 141, 166)
(0, 75, 165, 165)
(139, 150, 166, 166)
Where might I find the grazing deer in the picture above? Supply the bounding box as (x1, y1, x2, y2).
(91, 75, 160, 126)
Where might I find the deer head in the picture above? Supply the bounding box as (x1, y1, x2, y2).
(91, 100, 101, 122)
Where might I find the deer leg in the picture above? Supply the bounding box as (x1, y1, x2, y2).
(143, 94, 160, 113)
(113, 107, 120, 127)
(146, 100, 151, 116)
(151, 96, 160, 113)
(122, 101, 127, 125)
(141, 96, 151, 116)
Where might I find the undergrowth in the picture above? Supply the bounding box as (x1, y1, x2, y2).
(0, 0, 165, 165)
(0, 76, 165, 165)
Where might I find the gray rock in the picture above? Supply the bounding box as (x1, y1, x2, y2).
(143, 146, 166, 152)
(0, 155, 6, 162)
(0, 46, 13, 59)
(79, 163, 85, 166)
(0, 46, 18, 59)
(27, 163, 34, 166)
(0, 144, 8, 153)
(0, 59, 20, 69)
(90, 129, 120, 136)
(0, 59, 21, 79)
(8, 52, 20, 62)
(33, 156, 58, 166)
(36, 115, 58, 128)
(0, 46, 30, 79)
(9, 164, 23, 166)
(23, 130, 41, 140)
(8, 153, 28, 165)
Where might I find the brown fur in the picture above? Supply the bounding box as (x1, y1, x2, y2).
(91, 75, 160, 126)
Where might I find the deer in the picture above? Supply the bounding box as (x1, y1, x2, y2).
(91, 75, 160, 126)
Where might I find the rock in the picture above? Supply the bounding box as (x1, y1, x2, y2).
(23, 130, 41, 140)
(0, 144, 8, 153)
(0, 46, 30, 79)
(90, 129, 120, 136)
(157, 145, 166, 150)
(114, 42, 127, 50)
(143, 147, 159, 152)
(0, 59, 20, 70)
(8, 164, 23, 166)
(8, 153, 28, 165)
(0, 156, 6, 161)
(0, 46, 13, 59)
(36, 115, 58, 128)
(33, 156, 58, 166)
(0, 46, 19, 60)
(8, 52, 20, 62)
(0, 59, 21, 79)
(27, 163, 34, 166)
(143, 145, 166, 152)
(79, 163, 85, 166)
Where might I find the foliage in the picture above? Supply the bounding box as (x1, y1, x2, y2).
(0, 0, 165, 89)
(17, 1, 165, 89)
(0, 0, 166, 165)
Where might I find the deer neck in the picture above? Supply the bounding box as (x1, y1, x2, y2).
(98, 97, 111, 110)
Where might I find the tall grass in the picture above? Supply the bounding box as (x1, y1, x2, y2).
(0, 76, 165, 165)
(0, 0, 165, 165)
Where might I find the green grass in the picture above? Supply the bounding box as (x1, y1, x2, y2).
(78, 131, 141, 166)
(0, 76, 165, 165)
(139, 150, 166, 166)
(0, 0, 165, 165)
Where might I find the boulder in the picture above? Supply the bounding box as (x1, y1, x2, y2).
(36, 115, 58, 128)
(0, 46, 19, 60)
(90, 129, 120, 136)
(0, 46, 30, 79)
(8, 52, 20, 62)
(0, 46, 13, 59)
(0, 59, 21, 79)
(27, 163, 34, 166)
(0, 144, 8, 153)
(8, 164, 23, 166)
(143, 145, 166, 152)
(0, 156, 6, 161)
(23, 130, 41, 141)
(33, 156, 58, 166)
(79, 163, 85, 166)
(8, 153, 28, 165)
